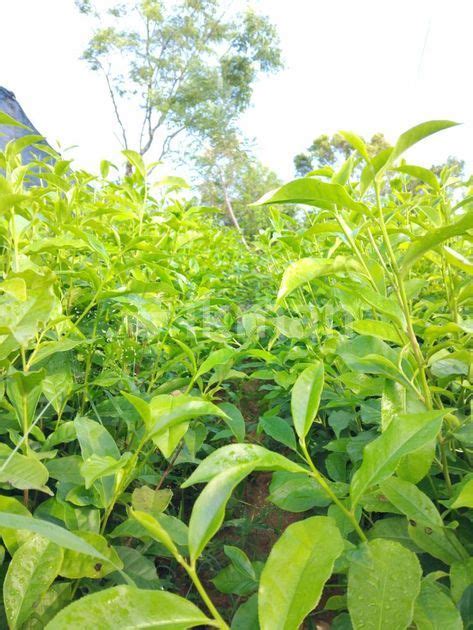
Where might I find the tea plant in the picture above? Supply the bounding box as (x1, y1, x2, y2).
(0, 116, 471, 629)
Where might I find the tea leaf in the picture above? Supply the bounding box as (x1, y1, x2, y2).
(413, 579, 463, 629)
(0, 513, 118, 564)
(276, 256, 361, 304)
(258, 516, 343, 630)
(347, 539, 421, 630)
(131, 509, 180, 558)
(291, 362, 324, 441)
(254, 178, 368, 214)
(451, 478, 473, 509)
(350, 411, 445, 508)
(45, 586, 213, 629)
(4, 534, 63, 629)
(188, 464, 255, 563)
(182, 444, 306, 487)
(401, 211, 473, 275)
(388, 120, 459, 165)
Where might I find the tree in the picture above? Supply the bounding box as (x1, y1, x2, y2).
(294, 132, 391, 176)
(76, 0, 282, 160)
(195, 132, 281, 240)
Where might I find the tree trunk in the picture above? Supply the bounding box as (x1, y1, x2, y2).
(219, 172, 249, 248)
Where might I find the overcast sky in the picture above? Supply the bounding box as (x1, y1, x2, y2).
(1, 0, 472, 179)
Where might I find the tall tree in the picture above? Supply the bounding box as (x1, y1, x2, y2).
(195, 131, 281, 241)
(76, 0, 282, 160)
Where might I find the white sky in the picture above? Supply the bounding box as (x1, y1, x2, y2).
(1, 0, 473, 179)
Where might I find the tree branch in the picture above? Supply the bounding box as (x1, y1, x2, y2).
(100, 63, 129, 150)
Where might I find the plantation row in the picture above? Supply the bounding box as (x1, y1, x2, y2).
(0, 119, 472, 629)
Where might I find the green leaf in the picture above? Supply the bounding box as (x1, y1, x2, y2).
(347, 539, 421, 630)
(366, 517, 421, 552)
(451, 478, 473, 509)
(458, 585, 473, 629)
(360, 148, 393, 195)
(219, 402, 246, 442)
(182, 444, 306, 488)
(6, 369, 45, 433)
(154, 422, 189, 458)
(224, 545, 255, 580)
(413, 579, 463, 629)
(130, 509, 180, 558)
(113, 546, 161, 589)
(45, 586, 213, 629)
(41, 354, 74, 413)
(443, 246, 473, 275)
(380, 477, 468, 565)
(260, 416, 297, 451)
(0, 513, 119, 565)
(388, 120, 459, 165)
(188, 464, 255, 563)
(350, 411, 445, 508)
(29, 339, 85, 367)
(276, 257, 361, 304)
(231, 593, 259, 630)
(338, 336, 408, 385)
(291, 362, 324, 441)
(193, 347, 236, 380)
(350, 319, 404, 345)
(80, 453, 130, 489)
(121, 391, 152, 426)
(132, 486, 173, 516)
(6, 134, 45, 160)
(357, 287, 406, 329)
(0, 270, 58, 347)
(122, 150, 146, 178)
(75, 416, 120, 506)
(400, 211, 473, 276)
(0, 111, 31, 129)
(74, 416, 120, 460)
(254, 177, 368, 214)
(22, 582, 72, 629)
(380, 477, 442, 525)
(43, 421, 77, 450)
(148, 395, 228, 440)
(394, 164, 440, 190)
(450, 559, 473, 603)
(268, 471, 332, 512)
(258, 516, 344, 630)
(0, 446, 50, 491)
(4, 534, 63, 629)
(59, 531, 123, 579)
(339, 130, 371, 162)
(396, 441, 436, 484)
(0, 495, 32, 554)
(212, 563, 258, 596)
(332, 155, 355, 185)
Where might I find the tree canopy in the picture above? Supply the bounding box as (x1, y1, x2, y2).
(76, 0, 282, 159)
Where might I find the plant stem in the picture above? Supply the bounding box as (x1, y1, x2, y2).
(373, 182, 433, 410)
(439, 439, 452, 493)
(300, 441, 367, 542)
(183, 561, 229, 629)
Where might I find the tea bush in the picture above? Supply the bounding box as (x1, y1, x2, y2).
(0, 119, 471, 629)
